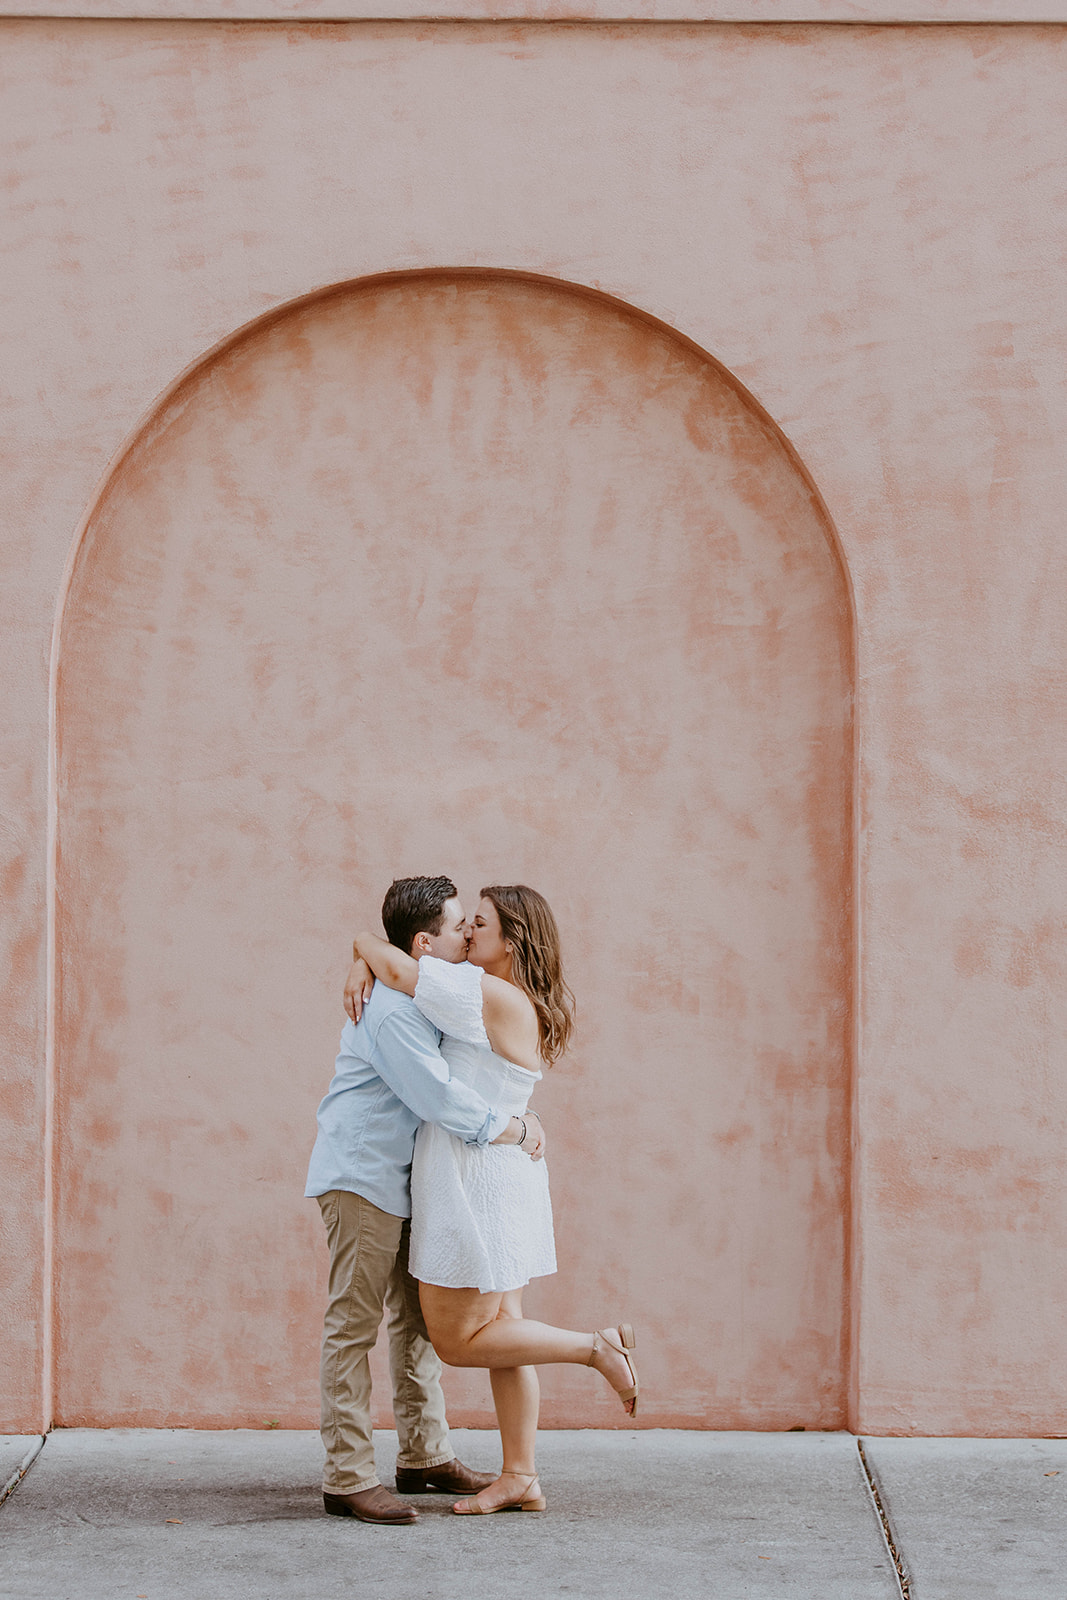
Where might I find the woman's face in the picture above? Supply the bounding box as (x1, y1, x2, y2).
(466, 896, 508, 970)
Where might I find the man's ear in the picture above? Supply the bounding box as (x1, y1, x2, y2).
(412, 931, 431, 956)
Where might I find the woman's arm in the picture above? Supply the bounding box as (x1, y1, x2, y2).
(352, 930, 419, 996)
(343, 956, 376, 1023)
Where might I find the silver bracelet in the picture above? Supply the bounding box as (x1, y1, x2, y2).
(516, 1118, 528, 1146)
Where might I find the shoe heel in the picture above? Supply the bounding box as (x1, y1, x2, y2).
(522, 1495, 547, 1512)
(395, 1477, 430, 1494)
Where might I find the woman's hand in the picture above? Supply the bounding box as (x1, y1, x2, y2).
(524, 1111, 546, 1161)
(492, 1113, 546, 1161)
(344, 957, 375, 1024)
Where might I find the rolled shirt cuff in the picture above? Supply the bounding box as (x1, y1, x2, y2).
(474, 1107, 512, 1145)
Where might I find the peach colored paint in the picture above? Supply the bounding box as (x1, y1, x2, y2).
(53, 274, 851, 1429)
(1, 4, 1062, 20)
(2, 17, 1066, 1438)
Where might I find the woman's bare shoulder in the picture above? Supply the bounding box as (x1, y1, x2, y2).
(480, 972, 535, 1020)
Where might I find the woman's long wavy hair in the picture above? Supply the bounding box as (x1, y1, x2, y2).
(480, 884, 575, 1066)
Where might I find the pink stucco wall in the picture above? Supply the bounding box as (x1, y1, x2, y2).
(2, 12, 1065, 1436)
(3, 4, 1066, 20)
(53, 273, 851, 1428)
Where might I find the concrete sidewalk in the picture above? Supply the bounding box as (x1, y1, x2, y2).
(1, 1429, 1064, 1600)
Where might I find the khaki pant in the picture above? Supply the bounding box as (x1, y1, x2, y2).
(317, 1189, 453, 1493)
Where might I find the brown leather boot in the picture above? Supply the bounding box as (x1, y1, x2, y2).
(323, 1485, 418, 1524)
(395, 1458, 496, 1495)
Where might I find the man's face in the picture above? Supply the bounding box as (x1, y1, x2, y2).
(421, 896, 469, 964)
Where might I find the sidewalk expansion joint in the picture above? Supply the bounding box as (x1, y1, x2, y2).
(0, 1434, 47, 1510)
(856, 1437, 911, 1600)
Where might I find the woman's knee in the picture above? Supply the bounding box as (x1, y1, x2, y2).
(420, 1303, 481, 1365)
(427, 1324, 482, 1367)
(421, 1286, 503, 1365)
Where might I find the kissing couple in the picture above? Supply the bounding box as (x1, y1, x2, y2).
(305, 875, 639, 1522)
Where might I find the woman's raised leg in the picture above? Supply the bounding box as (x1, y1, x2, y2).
(419, 1283, 638, 1416)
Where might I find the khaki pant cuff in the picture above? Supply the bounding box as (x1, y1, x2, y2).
(396, 1451, 454, 1471)
(323, 1475, 381, 1494)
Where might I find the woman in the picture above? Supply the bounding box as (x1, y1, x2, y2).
(348, 884, 638, 1515)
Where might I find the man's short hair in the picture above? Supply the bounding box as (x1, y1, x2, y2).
(381, 875, 458, 956)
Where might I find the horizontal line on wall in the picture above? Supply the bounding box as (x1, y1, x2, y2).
(1, 8, 1066, 25)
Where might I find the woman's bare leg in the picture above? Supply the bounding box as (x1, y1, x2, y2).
(489, 1364, 540, 1473)
(489, 1293, 539, 1474)
(418, 1283, 637, 1410)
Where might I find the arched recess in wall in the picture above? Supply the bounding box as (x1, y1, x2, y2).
(51, 270, 854, 1429)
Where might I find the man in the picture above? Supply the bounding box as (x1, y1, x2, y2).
(305, 875, 543, 1525)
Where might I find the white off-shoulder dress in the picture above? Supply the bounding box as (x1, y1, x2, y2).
(409, 956, 557, 1294)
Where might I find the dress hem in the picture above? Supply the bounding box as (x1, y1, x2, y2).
(414, 1268, 557, 1295)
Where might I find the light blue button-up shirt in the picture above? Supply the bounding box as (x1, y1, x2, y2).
(305, 982, 510, 1219)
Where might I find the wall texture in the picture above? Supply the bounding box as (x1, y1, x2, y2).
(53, 272, 851, 1428)
(1, 14, 1065, 1436)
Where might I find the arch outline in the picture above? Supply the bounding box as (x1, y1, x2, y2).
(44, 265, 860, 1430)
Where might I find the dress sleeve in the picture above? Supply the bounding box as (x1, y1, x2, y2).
(415, 957, 490, 1046)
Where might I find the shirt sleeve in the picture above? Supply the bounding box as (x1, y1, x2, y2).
(369, 1002, 509, 1146)
(414, 956, 490, 1046)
